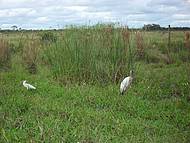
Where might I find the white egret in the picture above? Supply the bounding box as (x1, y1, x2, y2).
(23, 80, 36, 90)
(120, 70, 133, 95)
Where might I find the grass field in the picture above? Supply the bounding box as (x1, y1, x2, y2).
(1, 25, 190, 142)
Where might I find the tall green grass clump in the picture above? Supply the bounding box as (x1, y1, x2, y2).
(43, 25, 133, 85)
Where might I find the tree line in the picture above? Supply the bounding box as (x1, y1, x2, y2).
(142, 24, 190, 31)
(0, 24, 190, 32)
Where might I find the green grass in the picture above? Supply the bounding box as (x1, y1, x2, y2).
(1, 61, 190, 142)
(1, 27, 190, 142)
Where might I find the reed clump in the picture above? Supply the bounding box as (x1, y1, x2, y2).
(44, 25, 129, 85)
(121, 27, 134, 73)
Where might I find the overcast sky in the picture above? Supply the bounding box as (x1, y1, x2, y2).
(0, 0, 190, 29)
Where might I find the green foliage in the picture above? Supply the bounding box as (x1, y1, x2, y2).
(43, 26, 132, 85)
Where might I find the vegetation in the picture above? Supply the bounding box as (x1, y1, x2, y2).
(143, 24, 190, 31)
(0, 24, 190, 142)
(40, 32, 57, 43)
(0, 39, 11, 71)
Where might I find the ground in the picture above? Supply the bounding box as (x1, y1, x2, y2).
(1, 29, 190, 142)
(1, 62, 190, 143)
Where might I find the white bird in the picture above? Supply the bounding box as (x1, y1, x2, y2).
(23, 80, 36, 90)
(120, 70, 133, 95)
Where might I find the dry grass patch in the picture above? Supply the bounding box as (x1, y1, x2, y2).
(185, 32, 190, 50)
(135, 31, 145, 59)
(22, 39, 40, 74)
(0, 39, 11, 70)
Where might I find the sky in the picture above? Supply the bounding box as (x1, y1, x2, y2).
(0, 0, 190, 29)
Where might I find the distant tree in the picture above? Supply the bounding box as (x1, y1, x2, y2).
(143, 24, 152, 30)
(11, 25, 18, 30)
(143, 24, 161, 30)
(152, 24, 161, 30)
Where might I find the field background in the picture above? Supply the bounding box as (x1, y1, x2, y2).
(1, 25, 190, 142)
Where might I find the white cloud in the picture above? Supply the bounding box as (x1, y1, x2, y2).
(64, 6, 88, 11)
(1, 23, 15, 28)
(0, 8, 36, 17)
(34, 17, 49, 23)
(0, 0, 190, 29)
(173, 14, 190, 20)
